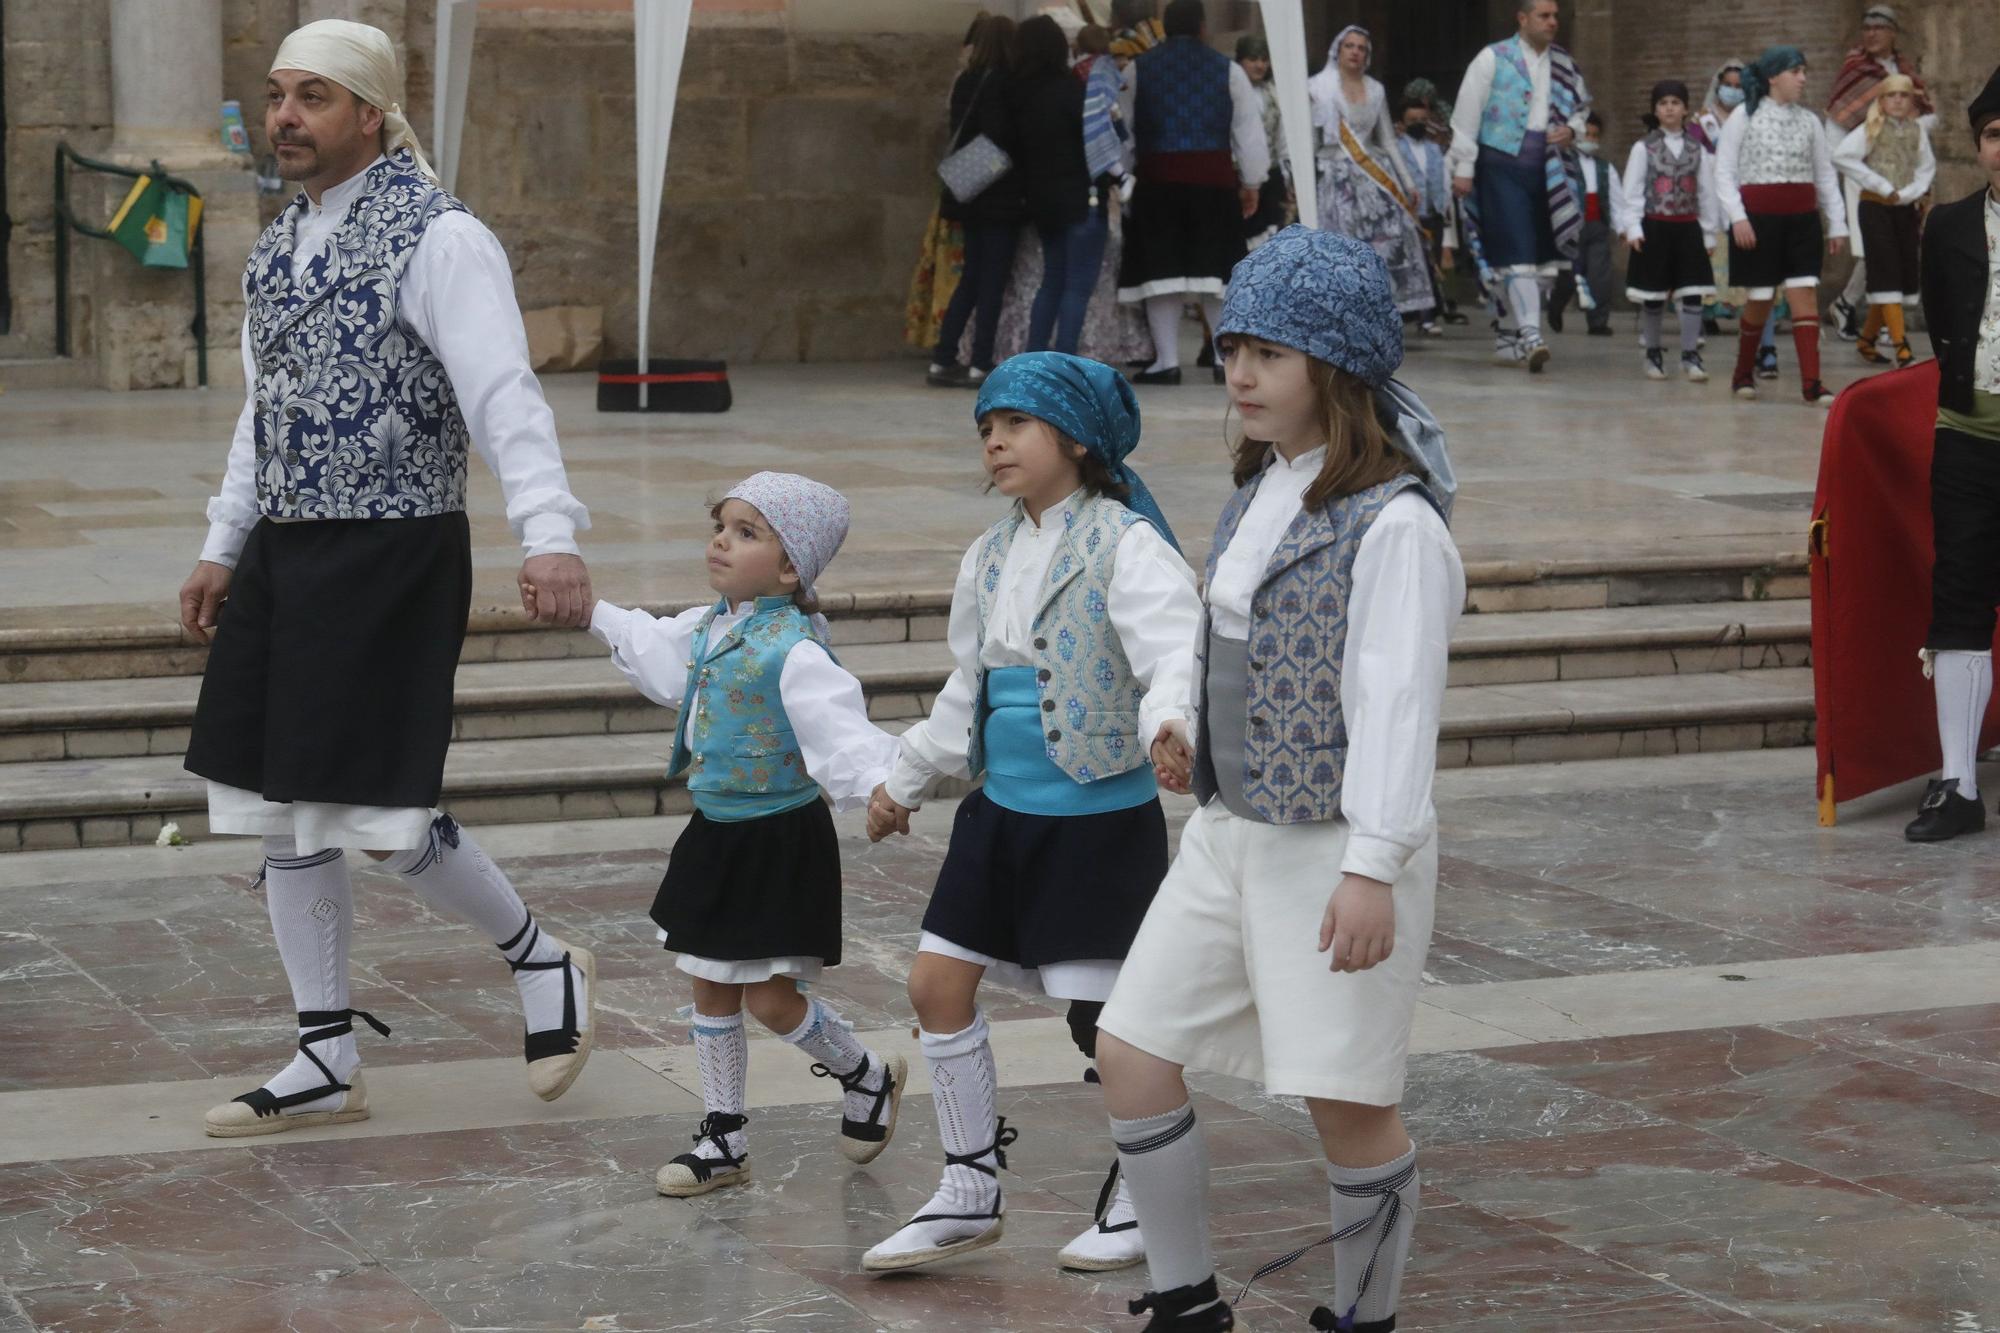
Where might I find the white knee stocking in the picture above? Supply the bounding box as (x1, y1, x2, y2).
(1934, 651, 1993, 799)
(1144, 295, 1183, 373)
(257, 837, 364, 1107)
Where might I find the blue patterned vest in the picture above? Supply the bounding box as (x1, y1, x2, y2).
(666, 598, 823, 823)
(966, 495, 1150, 787)
(1476, 36, 1570, 157)
(1194, 473, 1437, 825)
(1133, 37, 1232, 156)
(243, 149, 471, 521)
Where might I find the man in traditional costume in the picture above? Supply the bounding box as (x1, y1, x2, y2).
(1446, 0, 1592, 373)
(1115, 0, 1270, 385)
(175, 20, 598, 1135)
(1825, 4, 1935, 342)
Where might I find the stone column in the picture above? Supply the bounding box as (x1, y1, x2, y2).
(91, 0, 256, 390)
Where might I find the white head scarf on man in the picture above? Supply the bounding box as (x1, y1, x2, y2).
(270, 19, 435, 181)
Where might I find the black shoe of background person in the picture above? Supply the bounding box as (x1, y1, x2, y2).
(1703, 316, 1723, 336)
(1133, 367, 1183, 386)
(1904, 778, 1986, 842)
(1757, 345, 1780, 380)
(1831, 295, 1862, 342)
(926, 362, 970, 388)
(1442, 306, 1470, 325)
(1195, 341, 1215, 368)
(1546, 305, 1565, 334)
(1587, 323, 1612, 336)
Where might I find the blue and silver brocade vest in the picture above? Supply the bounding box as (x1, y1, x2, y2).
(1476, 37, 1540, 157)
(243, 149, 472, 521)
(966, 494, 1151, 789)
(1193, 473, 1436, 825)
(666, 598, 823, 823)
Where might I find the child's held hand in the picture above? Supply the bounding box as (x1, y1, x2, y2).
(1150, 720, 1194, 794)
(519, 578, 595, 629)
(1319, 873, 1395, 973)
(866, 782, 914, 842)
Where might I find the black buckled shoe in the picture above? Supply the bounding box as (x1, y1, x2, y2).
(1133, 367, 1183, 386)
(812, 1052, 907, 1164)
(1129, 1276, 1236, 1330)
(1904, 778, 1987, 842)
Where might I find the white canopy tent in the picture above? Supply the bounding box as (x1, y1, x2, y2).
(432, 0, 695, 408)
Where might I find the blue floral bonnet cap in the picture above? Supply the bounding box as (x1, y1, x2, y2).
(974, 351, 1180, 551)
(1216, 225, 1456, 520)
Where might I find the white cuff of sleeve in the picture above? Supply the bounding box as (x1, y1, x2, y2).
(586, 598, 628, 646)
(522, 511, 581, 559)
(1339, 833, 1416, 885)
(885, 756, 936, 811)
(198, 519, 254, 570)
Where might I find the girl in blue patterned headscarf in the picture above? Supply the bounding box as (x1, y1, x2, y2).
(974, 351, 1180, 550)
(861, 349, 1204, 1279)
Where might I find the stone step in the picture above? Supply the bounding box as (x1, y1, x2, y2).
(0, 358, 97, 393)
(0, 550, 1806, 684)
(0, 668, 1813, 851)
(0, 600, 1812, 761)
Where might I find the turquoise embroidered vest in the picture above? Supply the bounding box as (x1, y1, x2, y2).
(1476, 38, 1538, 156)
(243, 149, 471, 521)
(1194, 473, 1437, 825)
(666, 597, 823, 823)
(967, 495, 1150, 787)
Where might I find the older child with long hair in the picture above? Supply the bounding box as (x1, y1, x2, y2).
(581, 473, 908, 1198)
(1094, 226, 1464, 1332)
(864, 351, 1202, 1274)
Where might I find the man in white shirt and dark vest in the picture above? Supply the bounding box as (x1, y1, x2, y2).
(175, 21, 600, 1136)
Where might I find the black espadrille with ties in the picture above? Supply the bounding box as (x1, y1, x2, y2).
(1128, 1276, 1237, 1330)
(203, 1008, 391, 1138)
(655, 1112, 752, 1197)
(812, 1052, 907, 1164)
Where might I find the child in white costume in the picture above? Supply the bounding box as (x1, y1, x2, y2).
(1094, 226, 1465, 1332)
(584, 472, 908, 1198)
(865, 351, 1202, 1275)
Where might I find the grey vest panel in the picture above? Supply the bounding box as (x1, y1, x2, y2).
(1192, 630, 1266, 823)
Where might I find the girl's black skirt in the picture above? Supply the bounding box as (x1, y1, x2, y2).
(1625, 216, 1716, 301)
(920, 789, 1169, 969)
(652, 799, 843, 964)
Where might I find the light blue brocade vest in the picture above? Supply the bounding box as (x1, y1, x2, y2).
(1476, 37, 1543, 157)
(966, 495, 1156, 814)
(243, 149, 472, 521)
(666, 597, 823, 823)
(1193, 473, 1437, 825)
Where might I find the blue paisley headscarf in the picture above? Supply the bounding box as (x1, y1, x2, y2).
(974, 352, 1179, 551)
(1744, 45, 1806, 115)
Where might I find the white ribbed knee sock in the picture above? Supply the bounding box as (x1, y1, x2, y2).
(1144, 295, 1183, 373)
(1112, 1102, 1214, 1297)
(1935, 651, 1993, 798)
(1327, 1145, 1420, 1331)
(780, 995, 885, 1125)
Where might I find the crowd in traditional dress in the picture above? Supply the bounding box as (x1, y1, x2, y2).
(909, 0, 1943, 408)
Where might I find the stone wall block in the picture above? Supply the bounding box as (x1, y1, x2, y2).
(747, 96, 926, 197)
(676, 27, 792, 99)
(8, 39, 115, 128)
(787, 33, 958, 101)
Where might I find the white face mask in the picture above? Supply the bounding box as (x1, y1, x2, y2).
(1577, 138, 1600, 156)
(1718, 85, 1745, 108)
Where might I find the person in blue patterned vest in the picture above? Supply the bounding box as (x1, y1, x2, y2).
(862, 352, 1201, 1275)
(178, 21, 599, 1139)
(1445, 0, 1594, 372)
(1116, 0, 1270, 384)
(582, 473, 910, 1199)
(1095, 227, 1465, 1333)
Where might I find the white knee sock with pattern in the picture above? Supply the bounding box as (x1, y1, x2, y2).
(690, 1009, 750, 1160)
(258, 836, 362, 1108)
(779, 995, 885, 1125)
(1934, 650, 1993, 799)
(1326, 1145, 1421, 1332)
(379, 814, 578, 1036)
(895, 1011, 1004, 1245)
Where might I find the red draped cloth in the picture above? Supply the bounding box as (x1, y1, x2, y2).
(1811, 360, 2000, 823)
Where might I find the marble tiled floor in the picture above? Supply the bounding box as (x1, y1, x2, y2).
(0, 321, 1908, 629)
(3, 748, 1997, 1331)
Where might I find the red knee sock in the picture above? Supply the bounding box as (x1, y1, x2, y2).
(1734, 324, 1765, 381)
(1793, 321, 1822, 386)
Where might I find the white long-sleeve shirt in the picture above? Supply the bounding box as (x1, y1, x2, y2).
(1446, 42, 1591, 180)
(1618, 132, 1722, 245)
(1205, 449, 1466, 885)
(1831, 120, 1936, 203)
(889, 493, 1201, 809)
(200, 157, 590, 569)
(1124, 57, 1272, 188)
(589, 600, 899, 812)
(1713, 101, 1848, 235)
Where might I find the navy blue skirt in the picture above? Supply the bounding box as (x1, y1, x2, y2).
(1474, 138, 1557, 269)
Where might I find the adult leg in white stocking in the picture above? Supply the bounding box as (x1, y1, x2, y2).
(1935, 651, 1992, 800)
(1058, 999, 1147, 1272)
(205, 838, 388, 1136)
(863, 1010, 1014, 1270)
(1144, 295, 1184, 373)
(1506, 272, 1549, 369)
(377, 813, 595, 1100)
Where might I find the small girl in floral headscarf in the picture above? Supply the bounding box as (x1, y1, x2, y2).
(578, 472, 907, 1201)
